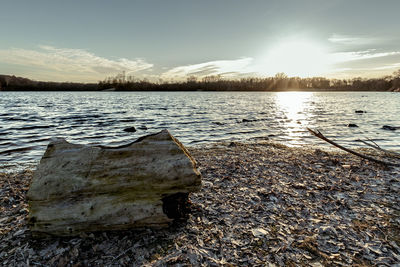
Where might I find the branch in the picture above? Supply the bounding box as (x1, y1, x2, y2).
(356, 139, 400, 159)
(365, 138, 380, 148)
(307, 128, 400, 167)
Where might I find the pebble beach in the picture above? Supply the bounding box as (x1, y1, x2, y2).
(1, 141, 400, 266)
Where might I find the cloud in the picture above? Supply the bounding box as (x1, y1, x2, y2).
(160, 57, 254, 80)
(328, 34, 376, 45)
(0, 45, 153, 82)
(331, 49, 400, 63)
(372, 62, 400, 70)
(1, 43, 399, 82)
(327, 33, 400, 74)
(161, 50, 400, 81)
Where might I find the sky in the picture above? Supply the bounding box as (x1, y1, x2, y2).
(1, 0, 400, 82)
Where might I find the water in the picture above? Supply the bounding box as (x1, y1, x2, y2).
(0, 91, 399, 170)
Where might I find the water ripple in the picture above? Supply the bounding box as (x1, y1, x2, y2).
(0, 91, 399, 170)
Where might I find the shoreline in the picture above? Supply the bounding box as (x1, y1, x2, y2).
(1, 142, 399, 266)
(1, 89, 398, 92)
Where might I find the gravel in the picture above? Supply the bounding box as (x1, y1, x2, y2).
(1, 141, 399, 266)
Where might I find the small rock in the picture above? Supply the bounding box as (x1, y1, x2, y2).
(13, 229, 25, 237)
(382, 125, 398, 131)
(355, 110, 366, 113)
(123, 127, 136, 132)
(19, 208, 28, 214)
(228, 142, 237, 147)
(203, 181, 214, 188)
(252, 228, 268, 238)
(347, 124, 358, 127)
(138, 126, 148, 130)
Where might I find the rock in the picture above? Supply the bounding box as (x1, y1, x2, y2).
(347, 124, 359, 127)
(382, 125, 399, 131)
(27, 130, 202, 236)
(138, 125, 148, 130)
(355, 110, 366, 114)
(251, 228, 268, 237)
(228, 142, 237, 147)
(123, 126, 136, 132)
(242, 118, 257, 123)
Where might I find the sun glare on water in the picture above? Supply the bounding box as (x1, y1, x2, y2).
(276, 91, 312, 120)
(259, 39, 331, 77)
(275, 91, 313, 140)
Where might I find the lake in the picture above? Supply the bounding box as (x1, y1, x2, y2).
(0, 91, 399, 170)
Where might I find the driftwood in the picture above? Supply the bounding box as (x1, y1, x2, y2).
(27, 130, 202, 236)
(307, 128, 400, 167)
(356, 139, 400, 159)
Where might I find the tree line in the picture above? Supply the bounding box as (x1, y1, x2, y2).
(0, 75, 98, 91)
(99, 70, 400, 92)
(1, 70, 400, 91)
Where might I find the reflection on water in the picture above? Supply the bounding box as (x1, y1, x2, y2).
(0, 91, 399, 170)
(275, 92, 313, 140)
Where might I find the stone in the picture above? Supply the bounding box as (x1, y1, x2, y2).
(355, 110, 366, 113)
(251, 228, 268, 237)
(228, 142, 237, 147)
(347, 124, 358, 127)
(123, 126, 136, 132)
(27, 130, 202, 236)
(382, 125, 399, 131)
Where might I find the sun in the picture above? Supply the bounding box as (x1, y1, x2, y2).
(258, 39, 331, 77)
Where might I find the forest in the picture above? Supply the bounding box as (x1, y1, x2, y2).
(1, 70, 400, 92)
(0, 75, 98, 91)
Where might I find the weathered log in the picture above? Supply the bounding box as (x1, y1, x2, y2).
(27, 130, 202, 236)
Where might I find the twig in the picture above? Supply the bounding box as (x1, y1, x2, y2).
(357, 139, 381, 150)
(113, 247, 133, 261)
(113, 243, 141, 261)
(366, 138, 380, 148)
(307, 128, 400, 167)
(357, 139, 400, 159)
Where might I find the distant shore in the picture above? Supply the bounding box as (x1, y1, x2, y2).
(1, 73, 399, 92)
(1, 141, 399, 265)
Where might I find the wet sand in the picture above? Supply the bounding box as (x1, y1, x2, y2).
(1, 142, 399, 266)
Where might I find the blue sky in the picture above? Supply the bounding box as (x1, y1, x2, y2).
(1, 0, 400, 82)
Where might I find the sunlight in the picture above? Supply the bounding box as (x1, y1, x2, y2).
(258, 39, 331, 77)
(275, 92, 313, 139)
(276, 91, 312, 119)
